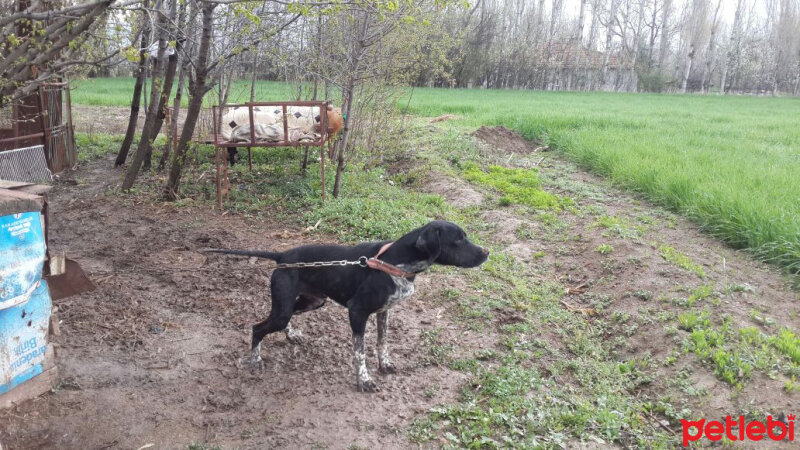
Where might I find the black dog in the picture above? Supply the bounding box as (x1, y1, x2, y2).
(204, 220, 488, 392)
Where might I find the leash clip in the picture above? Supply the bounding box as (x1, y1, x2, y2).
(357, 256, 368, 267)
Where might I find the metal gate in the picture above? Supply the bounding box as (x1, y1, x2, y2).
(38, 83, 76, 173)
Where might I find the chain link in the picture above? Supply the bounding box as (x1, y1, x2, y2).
(275, 256, 368, 269)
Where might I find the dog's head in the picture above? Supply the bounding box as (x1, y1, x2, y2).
(414, 221, 489, 268)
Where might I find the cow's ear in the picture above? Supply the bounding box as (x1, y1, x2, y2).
(415, 223, 441, 261)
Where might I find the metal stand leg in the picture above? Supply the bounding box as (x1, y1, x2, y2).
(215, 146, 223, 210)
(320, 147, 326, 202)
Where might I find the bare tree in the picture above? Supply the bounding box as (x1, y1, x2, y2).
(116, 8, 149, 166)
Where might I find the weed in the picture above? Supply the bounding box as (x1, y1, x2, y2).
(658, 245, 707, 278)
(771, 329, 800, 364)
(595, 215, 642, 239)
(688, 284, 715, 307)
(596, 243, 614, 254)
(677, 310, 710, 331)
(461, 162, 566, 210)
(784, 377, 800, 393)
(419, 328, 454, 366)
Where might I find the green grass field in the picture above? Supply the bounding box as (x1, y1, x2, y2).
(71, 78, 800, 273)
(403, 89, 800, 274)
(71, 77, 314, 107)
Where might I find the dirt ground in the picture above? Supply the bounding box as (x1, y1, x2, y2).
(1, 119, 798, 448)
(0, 156, 492, 449)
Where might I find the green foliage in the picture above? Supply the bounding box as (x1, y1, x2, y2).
(771, 329, 800, 364)
(677, 310, 710, 331)
(461, 162, 565, 210)
(687, 284, 714, 307)
(304, 168, 449, 243)
(658, 245, 707, 278)
(75, 133, 125, 162)
(596, 244, 614, 254)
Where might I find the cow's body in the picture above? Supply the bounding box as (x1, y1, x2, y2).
(220, 105, 343, 144)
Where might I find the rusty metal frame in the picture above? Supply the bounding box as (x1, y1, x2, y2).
(210, 101, 332, 210)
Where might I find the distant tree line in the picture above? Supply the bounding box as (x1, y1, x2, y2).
(413, 0, 800, 94)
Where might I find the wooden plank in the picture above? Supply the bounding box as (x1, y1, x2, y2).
(0, 188, 44, 216)
(0, 180, 32, 189)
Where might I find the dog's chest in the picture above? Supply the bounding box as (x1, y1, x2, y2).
(380, 276, 415, 312)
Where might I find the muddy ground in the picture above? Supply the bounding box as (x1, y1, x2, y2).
(0, 115, 798, 449)
(0, 156, 492, 449)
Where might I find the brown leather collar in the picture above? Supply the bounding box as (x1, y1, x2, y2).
(366, 242, 415, 279)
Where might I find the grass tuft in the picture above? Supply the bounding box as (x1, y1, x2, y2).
(461, 162, 566, 210)
(658, 245, 706, 278)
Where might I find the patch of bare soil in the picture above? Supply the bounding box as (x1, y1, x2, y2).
(0, 158, 492, 449)
(421, 175, 483, 208)
(429, 114, 460, 123)
(471, 125, 544, 154)
(71, 105, 190, 136)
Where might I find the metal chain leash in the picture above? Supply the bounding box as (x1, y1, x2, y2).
(275, 256, 368, 269)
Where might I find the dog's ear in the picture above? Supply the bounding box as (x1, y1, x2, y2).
(415, 223, 441, 261)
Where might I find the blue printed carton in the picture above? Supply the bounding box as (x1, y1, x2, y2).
(0, 280, 51, 394)
(0, 211, 51, 395)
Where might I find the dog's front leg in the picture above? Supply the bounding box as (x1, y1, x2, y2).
(350, 309, 378, 392)
(377, 311, 396, 374)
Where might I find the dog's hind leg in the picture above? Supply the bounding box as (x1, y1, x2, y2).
(349, 307, 378, 392)
(284, 293, 326, 344)
(284, 322, 305, 344)
(250, 270, 298, 365)
(376, 311, 396, 374)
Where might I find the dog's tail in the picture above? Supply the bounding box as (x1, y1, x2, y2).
(202, 248, 282, 260)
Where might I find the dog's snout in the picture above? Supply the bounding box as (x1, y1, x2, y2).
(481, 247, 490, 256)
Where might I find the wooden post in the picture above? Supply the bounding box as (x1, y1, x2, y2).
(215, 146, 222, 210)
(320, 146, 326, 202)
(247, 104, 255, 172)
(282, 105, 289, 146)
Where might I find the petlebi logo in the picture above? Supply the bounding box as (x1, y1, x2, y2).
(681, 414, 795, 446)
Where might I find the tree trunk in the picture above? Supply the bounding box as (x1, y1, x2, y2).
(569, 0, 587, 90)
(250, 49, 258, 102)
(164, 2, 215, 201)
(682, 45, 695, 93)
(122, 12, 169, 190)
(159, 57, 186, 171)
(145, 51, 179, 169)
(720, 0, 745, 94)
(701, 0, 722, 93)
(601, 0, 619, 89)
(332, 78, 355, 198)
(158, 0, 187, 171)
(332, 12, 367, 198)
(115, 15, 149, 167)
(145, 0, 180, 170)
(658, 0, 672, 70)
